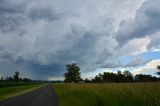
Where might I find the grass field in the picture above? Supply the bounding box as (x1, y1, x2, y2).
(53, 83, 160, 106)
(0, 84, 44, 101)
(0, 82, 42, 88)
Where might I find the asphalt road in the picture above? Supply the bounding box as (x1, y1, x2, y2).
(0, 84, 58, 106)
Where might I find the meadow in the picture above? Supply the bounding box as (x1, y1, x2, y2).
(0, 82, 42, 88)
(0, 83, 44, 101)
(53, 83, 160, 106)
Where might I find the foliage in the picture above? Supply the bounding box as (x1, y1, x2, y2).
(84, 78, 91, 83)
(156, 65, 160, 76)
(135, 74, 159, 82)
(90, 70, 134, 83)
(14, 71, 19, 82)
(89, 70, 159, 83)
(0, 71, 32, 82)
(64, 63, 82, 83)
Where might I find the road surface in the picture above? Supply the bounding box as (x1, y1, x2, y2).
(0, 84, 58, 106)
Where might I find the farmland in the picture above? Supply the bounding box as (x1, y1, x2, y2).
(53, 83, 160, 106)
(0, 83, 44, 101)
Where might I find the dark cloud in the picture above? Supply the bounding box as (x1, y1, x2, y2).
(100, 61, 124, 68)
(116, 0, 160, 45)
(149, 32, 160, 49)
(0, 6, 21, 14)
(0, 14, 26, 32)
(29, 63, 65, 76)
(2, 0, 159, 80)
(26, 6, 61, 21)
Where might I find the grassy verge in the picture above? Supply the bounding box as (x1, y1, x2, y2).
(0, 82, 42, 88)
(0, 84, 44, 101)
(53, 83, 160, 106)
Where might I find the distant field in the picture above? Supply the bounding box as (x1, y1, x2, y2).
(53, 83, 160, 106)
(0, 84, 44, 101)
(0, 82, 42, 88)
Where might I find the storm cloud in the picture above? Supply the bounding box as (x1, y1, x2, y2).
(116, 0, 160, 46)
(0, 0, 160, 80)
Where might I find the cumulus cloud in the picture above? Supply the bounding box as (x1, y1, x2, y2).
(149, 32, 160, 50)
(132, 59, 160, 76)
(2, 0, 160, 80)
(116, 0, 160, 47)
(100, 60, 123, 68)
(119, 37, 150, 55)
(125, 56, 152, 67)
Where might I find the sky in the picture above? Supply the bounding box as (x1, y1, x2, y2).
(0, 0, 160, 80)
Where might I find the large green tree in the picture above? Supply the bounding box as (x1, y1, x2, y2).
(156, 65, 160, 76)
(14, 71, 19, 82)
(64, 63, 82, 83)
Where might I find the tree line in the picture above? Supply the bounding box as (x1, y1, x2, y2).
(85, 71, 159, 83)
(0, 71, 31, 82)
(64, 63, 160, 83)
(1, 64, 160, 83)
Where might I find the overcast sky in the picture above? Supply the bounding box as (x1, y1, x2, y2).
(0, 0, 160, 80)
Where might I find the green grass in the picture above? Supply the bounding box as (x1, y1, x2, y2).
(0, 84, 44, 101)
(53, 83, 160, 106)
(0, 82, 42, 88)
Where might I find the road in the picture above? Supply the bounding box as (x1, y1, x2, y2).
(0, 84, 58, 106)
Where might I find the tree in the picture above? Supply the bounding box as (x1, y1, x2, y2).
(91, 70, 134, 83)
(94, 75, 102, 83)
(64, 63, 82, 83)
(23, 78, 31, 82)
(0, 76, 3, 81)
(122, 70, 133, 82)
(156, 65, 160, 76)
(134, 74, 159, 82)
(102, 72, 118, 83)
(14, 71, 19, 82)
(84, 78, 91, 83)
(117, 70, 125, 82)
(0, 74, 3, 81)
(8, 77, 14, 81)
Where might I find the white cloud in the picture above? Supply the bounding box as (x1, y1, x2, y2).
(132, 59, 160, 75)
(48, 76, 64, 81)
(120, 36, 150, 55)
(125, 56, 144, 67)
